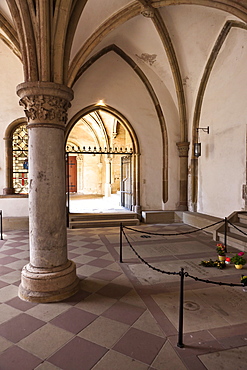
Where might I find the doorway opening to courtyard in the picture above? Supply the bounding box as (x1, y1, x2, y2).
(65, 107, 140, 215)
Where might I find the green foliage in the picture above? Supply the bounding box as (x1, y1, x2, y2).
(200, 259, 226, 269)
(231, 253, 246, 265)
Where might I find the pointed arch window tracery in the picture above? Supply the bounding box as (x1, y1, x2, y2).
(12, 124, 29, 194)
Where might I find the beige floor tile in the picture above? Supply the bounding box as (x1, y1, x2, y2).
(165, 241, 212, 254)
(92, 349, 149, 370)
(75, 293, 117, 315)
(35, 362, 60, 370)
(81, 277, 108, 293)
(119, 289, 146, 308)
(76, 264, 101, 276)
(106, 263, 123, 272)
(199, 346, 247, 370)
(69, 247, 91, 255)
(27, 302, 69, 321)
(105, 235, 123, 244)
(0, 285, 19, 303)
(152, 340, 187, 370)
(152, 290, 230, 332)
(78, 316, 129, 347)
(117, 245, 138, 259)
(18, 323, 73, 360)
(0, 336, 12, 353)
(73, 254, 97, 264)
(128, 263, 179, 285)
(193, 285, 247, 326)
(5, 260, 26, 270)
(0, 303, 21, 324)
(0, 271, 21, 283)
(127, 244, 171, 258)
(111, 274, 133, 287)
(10, 251, 29, 259)
(132, 310, 164, 337)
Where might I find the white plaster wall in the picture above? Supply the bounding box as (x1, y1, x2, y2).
(0, 198, 29, 217)
(69, 52, 178, 210)
(0, 41, 28, 218)
(197, 27, 247, 218)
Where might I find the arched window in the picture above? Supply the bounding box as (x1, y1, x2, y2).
(12, 124, 28, 194)
(3, 118, 28, 195)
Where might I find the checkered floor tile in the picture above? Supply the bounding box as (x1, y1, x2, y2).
(0, 225, 247, 369)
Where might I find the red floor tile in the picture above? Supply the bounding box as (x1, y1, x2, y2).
(0, 256, 18, 265)
(50, 307, 97, 334)
(91, 269, 122, 281)
(102, 301, 145, 325)
(5, 296, 37, 311)
(87, 258, 113, 268)
(85, 250, 108, 257)
(113, 327, 166, 365)
(97, 282, 132, 299)
(0, 313, 45, 343)
(0, 346, 42, 370)
(48, 336, 107, 370)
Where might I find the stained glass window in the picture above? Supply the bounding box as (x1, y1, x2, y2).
(12, 124, 28, 194)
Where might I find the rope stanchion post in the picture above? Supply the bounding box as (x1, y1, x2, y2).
(0, 210, 2, 240)
(120, 222, 123, 263)
(177, 267, 185, 348)
(224, 217, 227, 252)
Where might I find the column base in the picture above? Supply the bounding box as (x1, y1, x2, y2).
(18, 260, 80, 303)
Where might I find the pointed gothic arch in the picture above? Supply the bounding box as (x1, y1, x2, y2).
(65, 105, 141, 213)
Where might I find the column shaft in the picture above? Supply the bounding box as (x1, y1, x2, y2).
(17, 82, 79, 302)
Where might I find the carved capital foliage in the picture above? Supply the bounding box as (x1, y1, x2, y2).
(17, 82, 74, 127)
(19, 95, 71, 124)
(176, 142, 190, 157)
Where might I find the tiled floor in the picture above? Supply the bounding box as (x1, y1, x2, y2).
(0, 223, 247, 369)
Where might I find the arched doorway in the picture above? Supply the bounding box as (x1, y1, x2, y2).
(65, 106, 140, 214)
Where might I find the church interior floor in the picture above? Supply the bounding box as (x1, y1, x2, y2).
(0, 223, 247, 370)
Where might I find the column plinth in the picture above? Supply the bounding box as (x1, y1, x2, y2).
(19, 261, 79, 302)
(17, 82, 79, 302)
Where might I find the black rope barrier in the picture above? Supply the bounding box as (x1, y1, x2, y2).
(123, 219, 224, 236)
(185, 272, 243, 287)
(121, 225, 244, 287)
(227, 219, 247, 237)
(120, 220, 246, 348)
(122, 226, 179, 276)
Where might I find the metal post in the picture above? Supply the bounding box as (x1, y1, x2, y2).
(224, 217, 227, 252)
(0, 210, 3, 240)
(177, 267, 185, 348)
(120, 223, 123, 263)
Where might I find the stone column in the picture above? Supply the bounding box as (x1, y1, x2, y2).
(176, 142, 190, 211)
(104, 157, 112, 197)
(17, 81, 79, 302)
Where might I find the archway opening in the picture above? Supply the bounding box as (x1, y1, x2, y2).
(66, 109, 136, 213)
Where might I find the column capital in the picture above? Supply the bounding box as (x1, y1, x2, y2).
(17, 82, 74, 128)
(176, 142, 190, 157)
